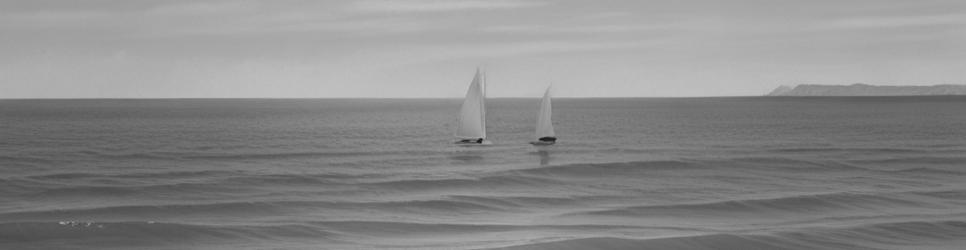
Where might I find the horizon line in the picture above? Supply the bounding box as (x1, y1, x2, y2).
(7, 95, 966, 100)
(0, 95, 765, 100)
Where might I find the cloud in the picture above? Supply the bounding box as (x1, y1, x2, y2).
(131, 15, 442, 38)
(348, 0, 546, 13)
(0, 10, 113, 28)
(481, 24, 661, 34)
(0, 1, 260, 31)
(348, 40, 652, 68)
(818, 13, 966, 30)
(144, 1, 259, 17)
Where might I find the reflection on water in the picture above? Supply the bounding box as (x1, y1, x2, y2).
(448, 151, 484, 162)
(535, 149, 551, 165)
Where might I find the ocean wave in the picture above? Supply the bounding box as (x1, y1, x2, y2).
(771, 147, 926, 154)
(508, 160, 703, 177)
(519, 157, 882, 175)
(488, 235, 799, 250)
(76, 150, 178, 160)
(73, 149, 446, 161)
(221, 173, 381, 186)
(0, 202, 289, 222)
(490, 220, 966, 250)
(0, 155, 60, 165)
(364, 175, 562, 191)
(804, 220, 966, 243)
(27, 170, 241, 181)
(14, 172, 383, 199)
(348, 158, 957, 192)
(851, 156, 966, 165)
(447, 195, 589, 208)
(0, 178, 49, 197)
(17, 172, 529, 200)
(0, 199, 513, 222)
(711, 157, 874, 172)
(4, 219, 964, 249)
(0, 221, 342, 246)
(497, 158, 881, 180)
(20, 182, 254, 200)
(891, 167, 966, 176)
(182, 151, 376, 160)
(569, 191, 944, 218)
(0, 220, 674, 249)
(24, 170, 380, 188)
(909, 190, 966, 201)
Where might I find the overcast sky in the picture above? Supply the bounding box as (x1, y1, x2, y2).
(2, 0, 965, 98)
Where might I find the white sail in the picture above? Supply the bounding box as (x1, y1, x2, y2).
(455, 69, 487, 139)
(535, 86, 555, 139)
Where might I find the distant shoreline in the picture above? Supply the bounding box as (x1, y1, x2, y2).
(767, 84, 966, 96)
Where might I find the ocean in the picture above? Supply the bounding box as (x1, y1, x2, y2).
(1, 97, 965, 250)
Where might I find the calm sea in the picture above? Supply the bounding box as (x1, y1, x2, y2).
(2, 97, 965, 249)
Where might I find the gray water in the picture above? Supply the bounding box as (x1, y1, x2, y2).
(2, 97, 965, 249)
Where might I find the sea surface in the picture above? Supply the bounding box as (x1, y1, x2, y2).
(2, 97, 966, 250)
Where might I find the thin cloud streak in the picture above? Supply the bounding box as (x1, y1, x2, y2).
(481, 24, 663, 34)
(350, 40, 654, 67)
(817, 13, 966, 30)
(348, 0, 547, 13)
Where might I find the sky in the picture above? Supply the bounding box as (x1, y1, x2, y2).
(1, 0, 965, 98)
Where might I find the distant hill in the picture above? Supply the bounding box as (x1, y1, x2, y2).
(766, 84, 966, 96)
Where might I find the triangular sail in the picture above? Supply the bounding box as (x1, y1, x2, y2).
(455, 69, 487, 139)
(535, 86, 555, 139)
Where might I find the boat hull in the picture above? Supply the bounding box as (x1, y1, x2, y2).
(455, 140, 493, 146)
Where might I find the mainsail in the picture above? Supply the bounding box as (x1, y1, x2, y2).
(535, 86, 555, 139)
(455, 69, 487, 139)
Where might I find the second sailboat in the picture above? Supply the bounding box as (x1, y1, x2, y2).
(530, 86, 556, 145)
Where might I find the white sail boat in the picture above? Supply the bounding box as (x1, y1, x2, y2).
(530, 85, 556, 145)
(454, 68, 492, 145)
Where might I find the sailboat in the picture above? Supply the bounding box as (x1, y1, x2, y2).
(530, 85, 556, 145)
(454, 69, 492, 145)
